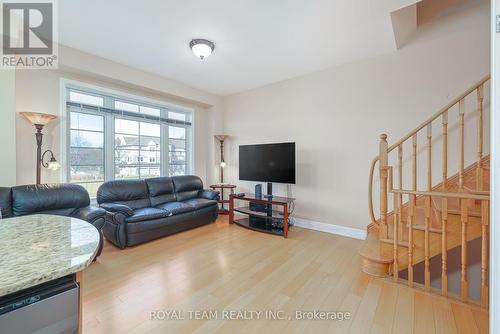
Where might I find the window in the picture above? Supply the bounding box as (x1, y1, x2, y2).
(168, 126, 187, 176)
(168, 111, 186, 121)
(69, 112, 105, 197)
(66, 86, 193, 197)
(114, 118, 161, 179)
(114, 100, 162, 117)
(69, 91, 104, 107)
(115, 100, 139, 113)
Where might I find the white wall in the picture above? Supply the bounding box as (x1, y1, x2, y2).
(0, 70, 17, 186)
(15, 46, 223, 187)
(222, 0, 490, 230)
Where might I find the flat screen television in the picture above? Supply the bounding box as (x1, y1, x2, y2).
(239, 142, 296, 184)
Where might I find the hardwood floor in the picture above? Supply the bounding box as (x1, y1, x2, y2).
(82, 216, 488, 334)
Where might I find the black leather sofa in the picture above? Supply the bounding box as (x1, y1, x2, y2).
(97, 175, 219, 248)
(0, 184, 106, 257)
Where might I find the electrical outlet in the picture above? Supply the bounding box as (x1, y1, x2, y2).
(497, 15, 500, 33)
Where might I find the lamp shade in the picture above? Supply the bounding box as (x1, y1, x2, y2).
(20, 112, 57, 126)
(47, 160, 61, 171)
(214, 134, 229, 142)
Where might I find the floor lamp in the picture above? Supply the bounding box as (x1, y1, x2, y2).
(20, 112, 60, 184)
(214, 135, 228, 184)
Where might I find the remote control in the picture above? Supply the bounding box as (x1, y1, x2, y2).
(233, 193, 245, 198)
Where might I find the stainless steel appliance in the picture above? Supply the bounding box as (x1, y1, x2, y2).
(0, 275, 79, 334)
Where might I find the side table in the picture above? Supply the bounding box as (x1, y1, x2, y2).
(209, 184, 236, 215)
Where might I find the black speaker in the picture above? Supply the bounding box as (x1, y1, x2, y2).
(255, 184, 262, 198)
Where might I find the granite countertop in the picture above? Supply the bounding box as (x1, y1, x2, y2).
(0, 214, 99, 297)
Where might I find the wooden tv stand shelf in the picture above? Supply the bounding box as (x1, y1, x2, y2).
(229, 193, 295, 238)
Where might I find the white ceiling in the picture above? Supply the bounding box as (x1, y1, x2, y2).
(59, 0, 400, 96)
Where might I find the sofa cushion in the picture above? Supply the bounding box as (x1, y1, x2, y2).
(11, 184, 90, 216)
(183, 198, 218, 210)
(0, 187, 12, 218)
(97, 179, 150, 209)
(172, 175, 203, 202)
(125, 207, 172, 223)
(145, 177, 176, 206)
(125, 205, 217, 236)
(155, 201, 194, 215)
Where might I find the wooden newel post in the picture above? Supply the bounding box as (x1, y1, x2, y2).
(379, 133, 389, 239)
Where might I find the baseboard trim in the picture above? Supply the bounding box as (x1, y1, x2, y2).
(292, 217, 367, 240)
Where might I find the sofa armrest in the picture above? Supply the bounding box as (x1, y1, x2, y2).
(100, 203, 134, 216)
(199, 189, 220, 201)
(100, 204, 130, 249)
(73, 206, 106, 225)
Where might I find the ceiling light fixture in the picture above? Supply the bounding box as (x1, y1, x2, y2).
(190, 39, 215, 60)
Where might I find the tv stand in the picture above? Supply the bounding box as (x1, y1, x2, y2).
(229, 193, 295, 238)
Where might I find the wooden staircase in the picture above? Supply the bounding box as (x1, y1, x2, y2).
(360, 75, 490, 308)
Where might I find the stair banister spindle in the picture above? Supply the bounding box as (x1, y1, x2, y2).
(458, 98, 469, 302)
(412, 134, 417, 193)
(408, 134, 417, 288)
(481, 200, 489, 307)
(379, 134, 389, 239)
(398, 145, 403, 241)
(408, 202, 414, 288)
(459, 99, 465, 189)
(477, 85, 484, 190)
(393, 188, 399, 281)
(424, 124, 432, 290)
(442, 111, 448, 188)
(427, 124, 432, 190)
(460, 198, 469, 302)
(389, 164, 398, 281)
(441, 197, 448, 296)
(441, 111, 449, 296)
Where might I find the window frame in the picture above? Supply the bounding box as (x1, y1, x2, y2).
(61, 80, 194, 197)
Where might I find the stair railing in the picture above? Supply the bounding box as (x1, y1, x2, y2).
(368, 74, 490, 306)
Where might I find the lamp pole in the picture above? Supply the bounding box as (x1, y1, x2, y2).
(214, 134, 229, 184)
(35, 124, 44, 184)
(220, 138, 225, 183)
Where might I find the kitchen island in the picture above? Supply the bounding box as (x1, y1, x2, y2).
(0, 214, 100, 334)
